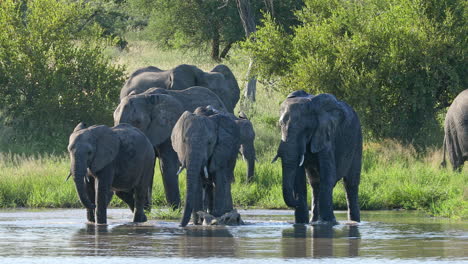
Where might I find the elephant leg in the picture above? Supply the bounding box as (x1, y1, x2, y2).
(294, 166, 309, 224)
(212, 170, 227, 217)
(344, 179, 360, 222)
(317, 151, 337, 224)
(95, 167, 113, 225)
(133, 185, 148, 223)
(115, 191, 135, 212)
(85, 176, 96, 223)
(203, 180, 214, 214)
(310, 182, 320, 222)
(344, 155, 361, 222)
(157, 140, 181, 208)
(305, 165, 320, 223)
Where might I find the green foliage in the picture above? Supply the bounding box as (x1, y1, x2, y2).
(127, 0, 304, 60)
(0, 0, 126, 152)
(242, 0, 468, 146)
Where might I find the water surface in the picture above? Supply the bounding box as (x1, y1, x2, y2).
(0, 209, 466, 263)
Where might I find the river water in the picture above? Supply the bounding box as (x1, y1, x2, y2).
(0, 209, 466, 263)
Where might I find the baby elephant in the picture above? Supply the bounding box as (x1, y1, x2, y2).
(67, 122, 155, 224)
(171, 107, 240, 227)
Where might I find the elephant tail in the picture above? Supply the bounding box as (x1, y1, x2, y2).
(440, 134, 447, 168)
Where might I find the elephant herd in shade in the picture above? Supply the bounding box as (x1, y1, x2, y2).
(67, 63, 468, 227)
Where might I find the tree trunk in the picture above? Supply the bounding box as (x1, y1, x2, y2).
(220, 41, 234, 59)
(211, 25, 220, 61)
(236, 0, 257, 102)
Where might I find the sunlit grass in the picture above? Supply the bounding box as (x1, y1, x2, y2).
(0, 141, 466, 219)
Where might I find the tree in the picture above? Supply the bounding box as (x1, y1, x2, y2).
(128, 0, 304, 61)
(236, 0, 257, 101)
(0, 0, 126, 151)
(242, 0, 467, 146)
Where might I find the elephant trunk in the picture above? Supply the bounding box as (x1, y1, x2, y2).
(241, 143, 256, 181)
(278, 141, 300, 208)
(71, 156, 95, 210)
(180, 152, 204, 227)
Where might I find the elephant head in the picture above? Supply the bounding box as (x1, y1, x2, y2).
(274, 92, 345, 208)
(114, 90, 184, 147)
(197, 65, 240, 113)
(172, 109, 240, 227)
(67, 123, 120, 210)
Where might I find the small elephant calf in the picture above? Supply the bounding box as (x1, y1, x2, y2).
(67, 122, 155, 224)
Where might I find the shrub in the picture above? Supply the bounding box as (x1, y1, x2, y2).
(242, 0, 467, 146)
(0, 0, 126, 152)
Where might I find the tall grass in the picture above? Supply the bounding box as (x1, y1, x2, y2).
(0, 42, 466, 220)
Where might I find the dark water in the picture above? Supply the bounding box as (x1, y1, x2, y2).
(0, 209, 466, 264)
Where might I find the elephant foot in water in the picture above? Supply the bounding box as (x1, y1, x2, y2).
(196, 210, 244, 226)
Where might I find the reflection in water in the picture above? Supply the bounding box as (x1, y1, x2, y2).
(0, 209, 467, 261)
(180, 227, 237, 258)
(281, 224, 360, 258)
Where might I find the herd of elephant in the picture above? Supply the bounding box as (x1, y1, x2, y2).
(67, 63, 468, 227)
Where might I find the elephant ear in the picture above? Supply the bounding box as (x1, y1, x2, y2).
(73, 122, 87, 133)
(90, 125, 120, 173)
(171, 111, 194, 165)
(147, 94, 184, 146)
(209, 114, 240, 175)
(308, 94, 344, 153)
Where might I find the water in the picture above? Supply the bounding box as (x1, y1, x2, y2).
(0, 209, 466, 264)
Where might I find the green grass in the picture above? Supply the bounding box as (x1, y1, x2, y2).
(0, 41, 466, 220)
(0, 141, 466, 219)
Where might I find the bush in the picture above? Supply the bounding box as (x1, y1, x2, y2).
(242, 0, 467, 146)
(0, 0, 126, 152)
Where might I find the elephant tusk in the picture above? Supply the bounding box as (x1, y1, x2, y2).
(65, 172, 72, 182)
(271, 154, 279, 163)
(176, 165, 185, 175)
(204, 166, 209, 179)
(242, 154, 246, 162)
(299, 154, 305, 167)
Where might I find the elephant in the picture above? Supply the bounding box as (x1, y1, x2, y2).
(114, 87, 227, 208)
(171, 107, 241, 227)
(272, 90, 363, 225)
(195, 105, 256, 181)
(120, 64, 240, 113)
(67, 122, 155, 224)
(441, 89, 468, 172)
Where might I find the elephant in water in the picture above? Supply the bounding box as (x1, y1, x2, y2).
(196, 105, 256, 182)
(120, 64, 240, 113)
(67, 122, 155, 224)
(171, 107, 241, 227)
(272, 90, 362, 225)
(441, 89, 468, 171)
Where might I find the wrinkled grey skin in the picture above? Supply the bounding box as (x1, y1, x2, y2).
(273, 90, 362, 225)
(195, 106, 256, 181)
(113, 87, 228, 208)
(441, 89, 468, 171)
(120, 64, 240, 113)
(171, 107, 240, 227)
(67, 122, 155, 224)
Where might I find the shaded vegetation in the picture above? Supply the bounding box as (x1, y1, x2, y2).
(242, 0, 467, 146)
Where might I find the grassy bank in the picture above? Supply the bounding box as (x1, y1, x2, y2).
(0, 41, 466, 220)
(0, 141, 466, 219)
